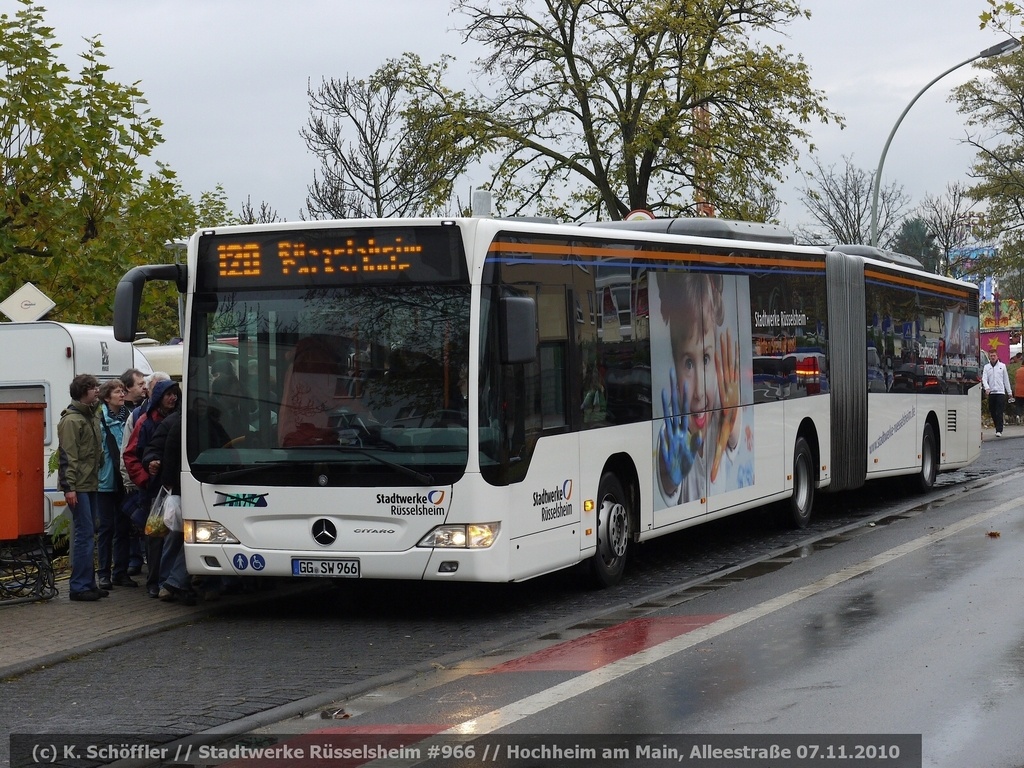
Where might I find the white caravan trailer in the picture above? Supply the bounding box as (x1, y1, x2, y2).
(0, 322, 154, 532)
(132, 338, 184, 381)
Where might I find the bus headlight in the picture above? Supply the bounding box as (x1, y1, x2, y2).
(185, 519, 240, 545)
(417, 523, 500, 549)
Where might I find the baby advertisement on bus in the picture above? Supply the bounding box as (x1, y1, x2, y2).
(650, 270, 755, 512)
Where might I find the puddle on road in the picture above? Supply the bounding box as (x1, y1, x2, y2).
(562, 499, 952, 638)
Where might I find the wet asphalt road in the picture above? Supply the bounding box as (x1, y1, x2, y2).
(1, 437, 1020, 765)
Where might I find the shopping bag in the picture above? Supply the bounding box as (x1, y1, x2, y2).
(144, 486, 171, 538)
(162, 494, 183, 532)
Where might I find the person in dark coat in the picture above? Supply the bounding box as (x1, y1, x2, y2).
(143, 410, 195, 604)
(122, 379, 180, 597)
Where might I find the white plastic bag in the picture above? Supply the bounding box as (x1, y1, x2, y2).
(145, 486, 170, 538)
(162, 492, 183, 532)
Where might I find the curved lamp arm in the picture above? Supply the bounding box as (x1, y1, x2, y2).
(869, 38, 1021, 247)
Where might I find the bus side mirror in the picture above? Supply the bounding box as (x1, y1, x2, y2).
(500, 296, 537, 364)
(113, 277, 142, 343)
(113, 264, 188, 342)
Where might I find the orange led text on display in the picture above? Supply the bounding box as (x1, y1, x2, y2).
(217, 243, 262, 277)
(217, 237, 421, 280)
(278, 238, 419, 275)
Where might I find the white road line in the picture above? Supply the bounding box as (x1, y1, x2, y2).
(445, 498, 1023, 735)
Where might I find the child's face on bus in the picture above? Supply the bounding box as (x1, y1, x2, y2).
(672, 317, 716, 440)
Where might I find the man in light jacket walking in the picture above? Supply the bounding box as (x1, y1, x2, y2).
(982, 349, 1013, 437)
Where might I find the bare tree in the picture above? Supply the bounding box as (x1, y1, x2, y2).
(796, 156, 909, 245)
(239, 196, 282, 225)
(303, 177, 370, 220)
(302, 71, 403, 219)
(917, 183, 982, 277)
(302, 57, 482, 219)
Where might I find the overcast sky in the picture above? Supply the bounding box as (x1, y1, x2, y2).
(30, 0, 1011, 229)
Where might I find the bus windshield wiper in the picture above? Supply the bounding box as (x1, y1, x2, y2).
(206, 461, 293, 484)
(293, 445, 436, 485)
(205, 449, 435, 486)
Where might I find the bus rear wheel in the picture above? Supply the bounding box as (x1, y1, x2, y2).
(784, 437, 815, 529)
(918, 423, 937, 491)
(589, 472, 632, 588)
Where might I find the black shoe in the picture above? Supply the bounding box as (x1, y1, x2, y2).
(147, 585, 160, 598)
(98, 578, 113, 590)
(111, 575, 138, 587)
(160, 585, 198, 606)
(95, 587, 110, 598)
(127, 566, 142, 577)
(70, 590, 101, 602)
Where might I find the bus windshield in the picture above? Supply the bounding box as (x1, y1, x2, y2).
(185, 284, 471, 487)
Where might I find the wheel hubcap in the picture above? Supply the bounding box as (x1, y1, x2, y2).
(599, 497, 628, 560)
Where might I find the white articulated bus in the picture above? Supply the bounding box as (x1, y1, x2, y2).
(113, 217, 981, 587)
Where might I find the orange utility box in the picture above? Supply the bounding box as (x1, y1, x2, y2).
(0, 402, 46, 540)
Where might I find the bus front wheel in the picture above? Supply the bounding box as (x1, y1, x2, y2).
(785, 437, 815, 529)
(590, 472, 632, 588)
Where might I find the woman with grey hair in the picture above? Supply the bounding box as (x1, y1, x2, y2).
(96, 379, 135, 589)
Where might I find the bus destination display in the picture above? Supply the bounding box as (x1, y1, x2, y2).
(200, 226, 466, 288)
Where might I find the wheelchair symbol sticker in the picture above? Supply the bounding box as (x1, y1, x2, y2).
(250, 554, 266, 571)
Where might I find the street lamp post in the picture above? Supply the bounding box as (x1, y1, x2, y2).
(869, 38, 1022, 247)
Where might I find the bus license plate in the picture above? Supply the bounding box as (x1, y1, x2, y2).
(292, 558, 360, 578)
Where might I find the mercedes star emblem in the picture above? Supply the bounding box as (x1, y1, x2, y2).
(312, 518, 337, 546)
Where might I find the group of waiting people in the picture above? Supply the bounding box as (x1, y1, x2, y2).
(57, 368, 208, 604)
